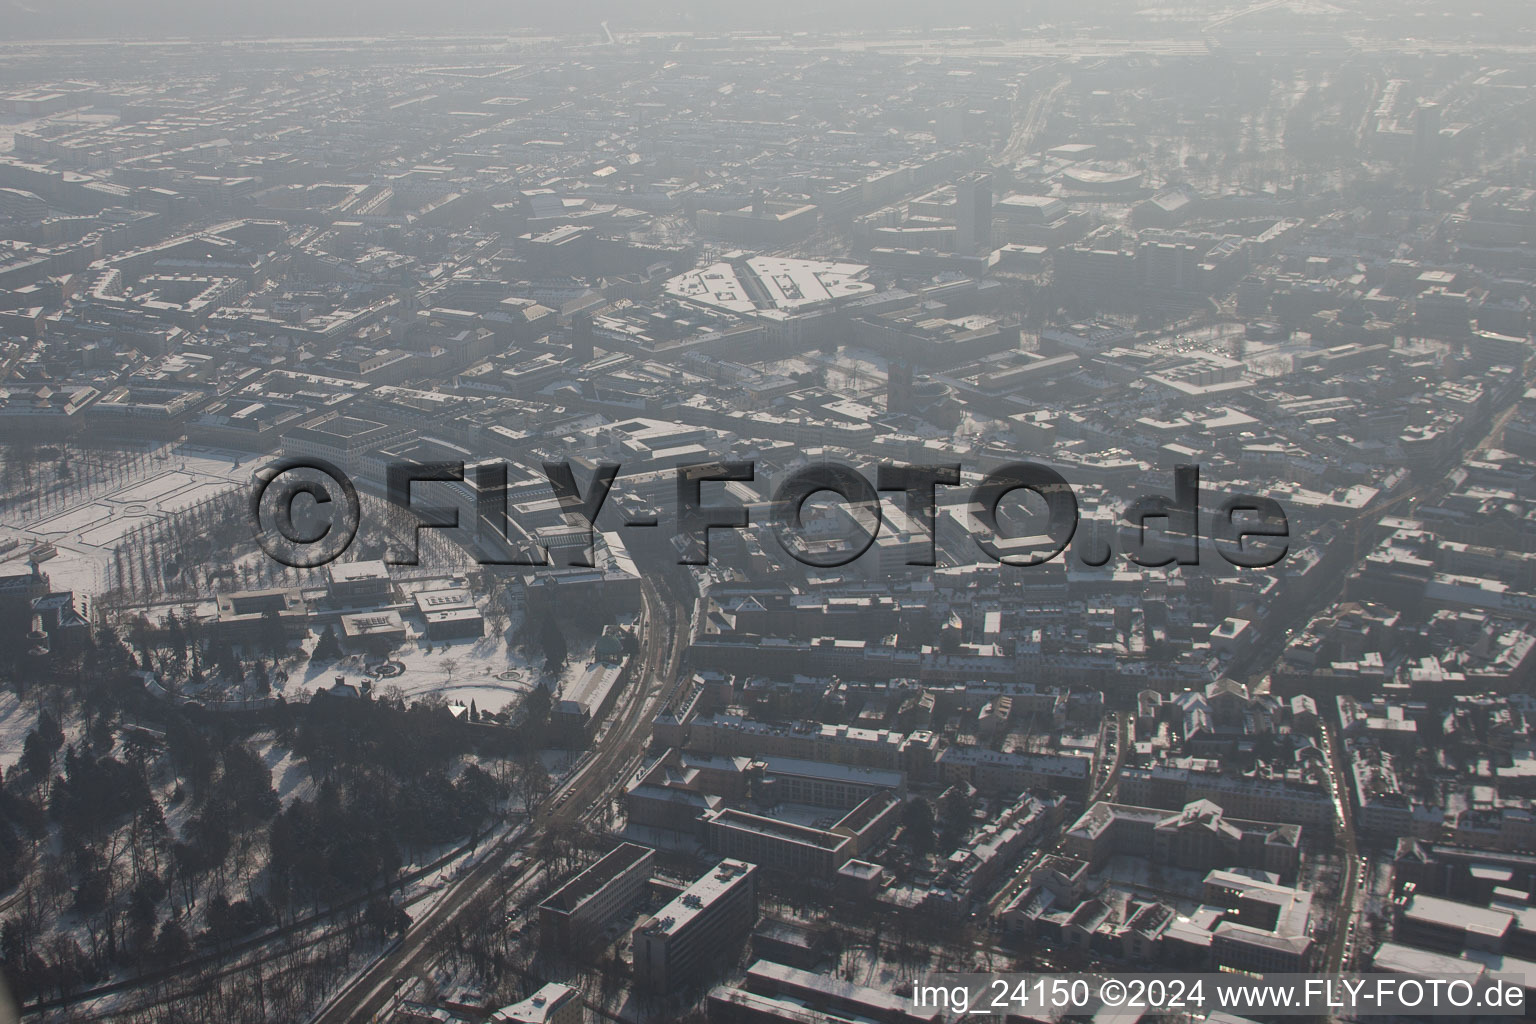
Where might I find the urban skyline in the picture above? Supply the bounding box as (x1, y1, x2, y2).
(1, 4, 1535, 1022)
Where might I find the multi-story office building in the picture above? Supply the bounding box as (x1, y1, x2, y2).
(1117, 764, 1333, 827)
(539, 843, 655, 953)
(953, 173, 992, 254)
(1063, 799, 1302, 878)
(632, 860, 758, 994)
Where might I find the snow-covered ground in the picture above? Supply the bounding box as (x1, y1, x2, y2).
(0, 691, 30, 772)
(540, 748, 583, 778)
(0, 442, 254, 597)
(296, 629, 548, 714)
(290, 582, 615, 712)
(0, 692, 86, 780)
(251, 732, 319, 807)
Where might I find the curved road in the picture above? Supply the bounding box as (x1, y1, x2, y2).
(310, 573, 689, 1024)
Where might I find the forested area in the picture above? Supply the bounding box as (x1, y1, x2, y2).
(0, 622, 558, 1010)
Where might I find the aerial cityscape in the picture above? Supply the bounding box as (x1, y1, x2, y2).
(1, 1, 1536, 1021)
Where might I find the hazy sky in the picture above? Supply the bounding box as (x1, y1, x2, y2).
(1, 1, 1521, 46)
(3, 0, 1044, 39)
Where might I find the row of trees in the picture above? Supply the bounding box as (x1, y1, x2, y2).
(2, 442, 161, 523)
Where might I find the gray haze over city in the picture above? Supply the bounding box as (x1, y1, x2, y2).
(1, 1, 1536, 1023)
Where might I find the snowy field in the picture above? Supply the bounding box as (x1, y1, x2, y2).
(0, 691, 83, 776)
(0, 691, 29, 772)
(252, 732, 319, 807)
(29, 503, 115, 535)
(0, 442, 255, 596)
(298, 636, 544, 713)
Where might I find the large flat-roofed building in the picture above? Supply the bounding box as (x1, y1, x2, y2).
(622, 748, 743, 833)
(413, 585, 483, 641)
(1397, 894, 1515, 954)
(953, 172, 992, 254)
(751, 756, 906, 808)
(488, 982, 583, 1024)
(85, 385, 211, 439)
(188, 399, 307, 452)
(1117, 764, 1333, 827)
(553, 661, 627, 745)
(524, 531, 642, 616)
(697, 197, 819, 246)
(664, 256, 873, 318)
(1062, 799, 1301, 878)
(632, 859, 757, 994)
(624, 781, 723, 835)
(1392, 840, 1536, 904)
(934, 745, 1092, 799)
(326, 559, 394, 605)
(705, 810, 851, 879)
(685, 714, 907, 770)
(1203, 869, 1314, 973)
(281, 413, 414, 482)
(214, 587, 307, 640)
(709, 959, 945, 1024)
(1372, 941, 1485, 979)
(339, 610, 407, 647)
(828, 791, 904, 856)
(706, 985, 842, 1024)
(539, 842, 655, 953)
(850, 306, 1019, 367)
